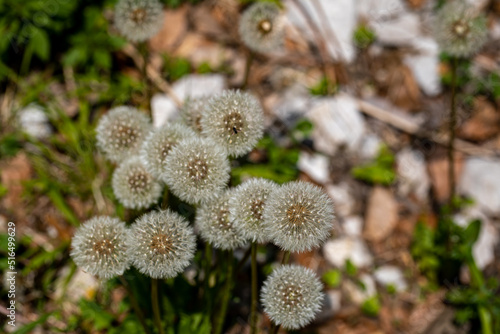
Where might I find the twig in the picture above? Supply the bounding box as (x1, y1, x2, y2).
(357, 99, 500, 157)
(122, 44, 183, 108)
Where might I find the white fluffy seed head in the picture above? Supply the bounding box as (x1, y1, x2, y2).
(127, 210, 197, 279)
(96, 106, 151, 163)
(433, 0, 488, 58)
(196, 188, 248, 250)
(162, 137, 230, 205)
(140, 123, 196, 179)
(261, 264, 324, 330)
(114, 0, 164, 43)
(239, 2, 284, 53)
(112, 156, 163, 209)
(201, 90, 264, 158)
(262, 181, 335, 253)
(180, 96, 210, 134)
(229, 178, 278, 244)
(70, 216, 130, 280)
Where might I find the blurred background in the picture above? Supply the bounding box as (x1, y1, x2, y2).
(1, 0, 500, 333)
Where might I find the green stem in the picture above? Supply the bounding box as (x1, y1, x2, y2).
(448, 57, 458, 212)
(119, 276, 151, 334)
(203, 242, 213, 316)
(242, 51, 254, 90)
(270, 323, 281, 334)
(467, 253, 493, 334)
(281, 251, 291, 265)
(250, 243, 258, 334)
(214, 250, 234, 334)
(151, 279, 165, 334)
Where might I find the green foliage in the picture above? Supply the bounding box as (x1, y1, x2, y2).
(354, 25, 376, 48)
(361, 295, 381, 317)
(322, 269, 342, 288)
(164, 56, 192, 81)
(161, 0, 205, 8)
(345, 259, 358, 277)
(0, 133, 24, 157)
(351, 145, 396, 185)
(310, 76, 337, 96)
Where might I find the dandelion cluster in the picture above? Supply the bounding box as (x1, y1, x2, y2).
(70, 216, 130, 279)
(96, 106, 151, 163)
(263, 181, 335, 253)
(196, 189, 248, 250)
(433, 0, 488, 58)
(239, 2, 285, 53)
(127, 210, 196, 279)
(229, 178, 277, 244)
(261, 265, 324, 330)
(112, 156, 162, 209)
(162, 137, 230, 205)
(201, 90, 264, 157)
(114, 0, 164, 43)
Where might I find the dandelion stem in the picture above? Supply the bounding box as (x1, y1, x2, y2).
(281, 251, 290, 265)
(243, 51, 254, 89)
(448, 57, 458, 212)
(214, 250, 234, 334)
(151, 278, 165, 334)
(250, 242, 258, 334)
(119, 276, 151, 334)
(203, 242, 213, 316)
(270, 323, 281, 334)
(236, 245, 252, 272)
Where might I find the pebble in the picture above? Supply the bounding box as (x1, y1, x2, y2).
(374, 265, 408, 292)
(323, 237, 374, 268)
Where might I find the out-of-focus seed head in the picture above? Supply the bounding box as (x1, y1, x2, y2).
(195, 188, 247, 250)
(114, 0, 164, 43)
(140, 123, 196, 179)
(180, 96, 210, 134)
(261, 264, 324, 330)
(239, 2, 284, 53)
(433, 0, 488, 58)
(262, 181, 335, 253)
(162, 137, 230, 205)
(201, 90, 264, 157)
(96, 106, 151, 163)
(229, 178, 278, 244)
(127, 210, 197, 279)
(112, 156, 162, 209)
(70, 216, 130, 280)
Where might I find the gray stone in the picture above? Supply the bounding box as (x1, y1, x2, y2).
(397, 148, 430, 201)
(323, 237, 373, 268)
(298, 152, 331, 184)
(342, 216, 364, 237)
(18, 104, 52, 139)
(326, 182, 355, 218)
(374, 265, 408, 291)
(404, 37, 442, 96)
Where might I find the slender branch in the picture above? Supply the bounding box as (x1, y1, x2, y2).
(151, 279, 165, 334)
(138, 42, 151, 112)
(448, 57, 458, 211)
(119, 276, 151, 334)
(250, 243, 258, 334)
(214, 250, 234, 334)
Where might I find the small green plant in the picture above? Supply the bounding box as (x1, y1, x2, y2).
(354, 25, 376, 48)
(309, 76, 337, 96)
(322, 269, 342, 288)
(361, 295, 381, 317)
(351, 145, 396, 185)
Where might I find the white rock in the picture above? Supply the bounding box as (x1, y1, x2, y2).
(272, 84, 315, 127)
(326, 182, 355, 217)
(307, 95, 365, 156)
(285, 0, 357, 62)
(357, 0, 406, 21)
(358, 134, 382, 160)
(374, 265, 408, 291)
(372, 13, 422, 47)
(323, 237, 373, 268)
(151, 74, 226, 127)
(343, 216, 364, 237)
(397, 148, 430, 201)
(454, 206, 499, 270)
(54, 268, 99, 302)
(298, 152, 330, 184)
(459, 158, 500, 216)
(344, 274, 377, 305)
(404, 37, 442, 96)
(18, 104, 52, 139)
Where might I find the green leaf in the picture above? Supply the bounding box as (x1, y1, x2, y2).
(12, 313, 53, 334)
(79, 299, 114, 330)
(177, 313, 211, 334)
(30, 29, 50, 61)
(463, 220, 481, 246)
(322, 269, 342, 288)
(361, 295, 381, 317)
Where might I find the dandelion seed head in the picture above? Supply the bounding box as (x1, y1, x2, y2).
(140, 123, 196, 179)
(162, 137, 230, 205)
(201, 90, 264, 157)
(433, 0, 488, 58)
(127, 210, 196, 279)
(112, 156, 162, 209)
(229, 178, 278, 243)
(261, 264, 324, 330)
(196, 188, 248, 250)
(71, 216, 130, 279)
(180, 96, 211, 134)
(114, 0, 164, 43)
(239, 2, 285, 53)
(263, 181, 335, 253)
